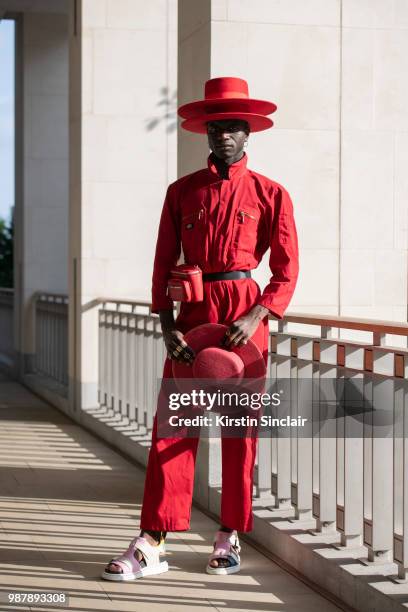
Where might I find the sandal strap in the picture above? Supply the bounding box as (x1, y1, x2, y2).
(209, 547, 240, 565)
(130, 536, 162, 564)
(108, 554, 142, 574)
(208, 530, 241, 565)
(108, 535, 162, 575)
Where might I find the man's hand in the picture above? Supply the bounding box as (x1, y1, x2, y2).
(159, 309, 195, 364)
(221, 304, 271, 348)
(163, 328, 195, 365)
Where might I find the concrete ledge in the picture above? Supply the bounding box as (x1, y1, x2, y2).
(22, 373, 69, 412)
(206, 487, 407, 612)
(21, 375, 152, 468)
(0, 355, 17, 379)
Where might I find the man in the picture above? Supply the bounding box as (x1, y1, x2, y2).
(102, 77, 299, 580)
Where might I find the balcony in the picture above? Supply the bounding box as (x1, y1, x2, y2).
(1, 290, 408, 611)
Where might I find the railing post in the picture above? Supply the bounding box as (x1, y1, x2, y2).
(255, 329, 274, 501)
(118, 309, 126, 417)
(127, 311, 137, 423)
(256, 437, 273, 500)
(337, 370, 364, 548)
(271, 333, 292, 509)
(144, 316, 154, 431)
(313, 339, 337, 534)
(152, 316, 163, 416)
(363, 347, 394, 564)
(98, 306, 106, 406)
(112, 308, 120, 414)
(336, 345, 365, 548)
(291, 338, 314, 522)
(106, 309, 114, 410)
(393, 353, 408, 581)
(135, 314, 145, 428)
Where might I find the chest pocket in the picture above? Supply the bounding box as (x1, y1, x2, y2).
(181, 208, 206, 258)
(231, 207, 260, 254)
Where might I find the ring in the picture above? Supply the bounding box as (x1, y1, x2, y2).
(173, 344, 183, 353)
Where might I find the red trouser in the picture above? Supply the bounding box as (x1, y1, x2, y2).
(140, 278, 269, 533)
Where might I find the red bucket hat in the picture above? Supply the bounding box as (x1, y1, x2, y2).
(172, 323, 266, 382)
(178, 77, 277, 134)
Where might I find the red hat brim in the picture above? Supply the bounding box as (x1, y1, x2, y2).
(178, 97, 277, 119)
(181, 112, 273, 134)
(172, 323, 266, 381)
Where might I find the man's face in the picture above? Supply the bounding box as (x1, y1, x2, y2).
(207, 119, 249, 161)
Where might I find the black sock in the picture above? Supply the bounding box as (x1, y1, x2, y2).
(141, 529, 167, 544)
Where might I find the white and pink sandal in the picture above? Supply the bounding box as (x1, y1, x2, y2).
(101, 535, 169, 581)
(206, 530, 241, 575)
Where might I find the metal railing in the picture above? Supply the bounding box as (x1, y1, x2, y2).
(98, 299, 166, 431)
(260, 314, 408, 580)
(2, 289, 407, 596)
(0, 287, 14, 368)
(33, 292, 68, 388)
(97, 299, 408, 580)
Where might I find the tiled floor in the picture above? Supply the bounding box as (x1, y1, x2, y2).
(0, 376, 341, 612)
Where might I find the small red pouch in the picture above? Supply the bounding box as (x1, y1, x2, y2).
(167, 264, 203, 302)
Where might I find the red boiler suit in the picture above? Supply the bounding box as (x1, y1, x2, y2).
(140, 152, 299, 532)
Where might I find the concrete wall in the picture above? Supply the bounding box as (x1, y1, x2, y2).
(79, 0, 177, 303)
(340, 0, 408, 334)
(178, 0, 408, 343)
(22, 12, 69, 295)
(69, 0, 177, 410)
(16, 10, 69, 372)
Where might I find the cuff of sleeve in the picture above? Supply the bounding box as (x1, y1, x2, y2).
(256, 297, 285, 320)
(151, 295, 174, 314)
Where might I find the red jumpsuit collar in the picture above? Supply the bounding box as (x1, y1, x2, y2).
(207, 152, 248, 180)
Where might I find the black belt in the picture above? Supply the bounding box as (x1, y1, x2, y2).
(202, 270, 252, 281)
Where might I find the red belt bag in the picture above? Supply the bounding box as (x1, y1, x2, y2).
(167, 264, 204, 303)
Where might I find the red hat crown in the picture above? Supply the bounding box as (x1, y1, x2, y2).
(204, 77, 249, 100)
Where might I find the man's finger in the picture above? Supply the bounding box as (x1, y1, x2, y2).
(231, 332, 244, 346)
(169, 339, 186, 354)
(237, 335, 248, 346)
(181, 348, 194, 364)
(223, 327, 241, 346)
(170, 344, 194, 364)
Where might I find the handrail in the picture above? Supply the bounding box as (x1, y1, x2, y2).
(33, 291, 68, 303)
(30, 292, 408, 337)
(283, 312, 408, 336)
(98, 297, 152, 309)
(99, 299, 408, 337)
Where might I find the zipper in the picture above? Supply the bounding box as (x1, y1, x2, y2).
(182, 208, 204, 222)
(170, 269, 201, 277)
(238, 210, 257, 223)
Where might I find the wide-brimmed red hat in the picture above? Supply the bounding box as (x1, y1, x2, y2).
(178, 77, 277, 134)
(172, 323, 266, 382)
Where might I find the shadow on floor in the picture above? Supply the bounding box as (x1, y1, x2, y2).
(0, 377, 346, 612)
